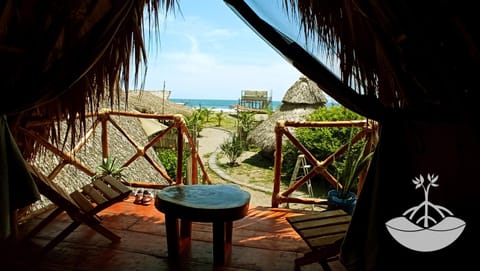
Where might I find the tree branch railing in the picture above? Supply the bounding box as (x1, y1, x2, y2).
(271, 119, 378, 208)
(20, 110, 210, 189)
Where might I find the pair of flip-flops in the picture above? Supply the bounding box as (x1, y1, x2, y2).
(134, 190, 153, 205)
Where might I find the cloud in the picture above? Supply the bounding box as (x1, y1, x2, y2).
(144, 49, 301, 100)
(137, 2, 303, 100)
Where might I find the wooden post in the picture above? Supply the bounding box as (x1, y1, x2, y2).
(175, 116, 184, 185)
(272, 121, 285, 208)
(100, 111, 108, 159)
(186, 156, 192, 185)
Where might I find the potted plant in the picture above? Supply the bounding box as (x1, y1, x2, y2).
(327, 136, 375, 214)
(92, 156, 127, 181)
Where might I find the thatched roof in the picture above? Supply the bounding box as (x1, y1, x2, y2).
(28, 113, 170, 215)
(247, 104, 319, 156)
(226, 0, 480, 119)
(126, 91, 193, 116)
(282, 76, 328, 105)
(224, 2, 480, 269)
(2, 0, 179, 159)
(25, 91, 193, 216)
(1, 0, 182, 238)
(247, 76, 327, 156)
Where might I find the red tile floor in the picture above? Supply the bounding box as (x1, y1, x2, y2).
(9, 196, 348, 271)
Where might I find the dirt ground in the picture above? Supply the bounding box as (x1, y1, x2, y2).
(197, 127, 316, 209)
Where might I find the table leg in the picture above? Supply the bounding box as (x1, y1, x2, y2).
(164, 214, 179, 258)
(212, 221, 225, 265)
(180, 219, 192, 239)
(225, 221, 233, 243)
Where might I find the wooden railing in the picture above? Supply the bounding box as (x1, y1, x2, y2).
(271, 119, 378, 208)
(20, 110, 210, 188)
(20, 109, 377, 211)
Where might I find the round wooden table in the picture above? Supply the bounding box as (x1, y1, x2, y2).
(155, 184, 251, 265)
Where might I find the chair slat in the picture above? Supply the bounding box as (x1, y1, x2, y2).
(27, 164, 124, 254)
(308, 233, 346, 249)
(83, 184, 108, 204)
(102, 175, 131, 195)
(70, 190, 95, 212)
(299, 223, 350, 239)
(93, 179, 120, 200)
(291, 215, 351, 230)
(286, 209, 346, 223)
(286, 209, 351, 270)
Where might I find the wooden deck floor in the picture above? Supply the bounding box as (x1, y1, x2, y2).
(9, 196, 348, 271)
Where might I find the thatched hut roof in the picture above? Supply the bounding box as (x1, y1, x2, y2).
(282, 76, 328, 105)
(125, 91, 193, 116)
(247, 76, 327, 156)
(226, 0, 480, 118)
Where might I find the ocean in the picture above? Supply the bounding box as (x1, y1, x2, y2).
(170, 98, 339, 112)
(169, 98, 282, 111)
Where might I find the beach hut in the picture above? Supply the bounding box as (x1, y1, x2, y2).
(247, 76, 327, 157)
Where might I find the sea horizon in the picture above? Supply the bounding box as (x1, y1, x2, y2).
(169, 98, 339, 112)
(169, 98, 282, 111)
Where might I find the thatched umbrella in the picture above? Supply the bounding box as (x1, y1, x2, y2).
(226, 1, 480, 269)
(247, 76, 327, 157)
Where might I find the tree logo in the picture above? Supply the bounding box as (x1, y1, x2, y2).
(385, 174, 466, 252)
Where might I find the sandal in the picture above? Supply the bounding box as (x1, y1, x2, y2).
(134, 190, 143, 204)
(142, 190, 153, 206)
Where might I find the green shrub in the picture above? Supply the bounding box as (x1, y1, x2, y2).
(157, 149, 190, 181)
(236, 111, 257, 149)
(220, 133, 244, 166)
(93, 156, 126, 180)
(185, 109, 205, 138)
(283, 105, 365, 189)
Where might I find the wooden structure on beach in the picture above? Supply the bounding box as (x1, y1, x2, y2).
(238, 90, 272, 110)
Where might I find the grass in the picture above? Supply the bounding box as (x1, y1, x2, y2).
(217, 151, 275, 187)
(199, 112, 276, 188)
(203, 113, 238, 131)
(193, 111, 284, 193)
(197, 112, 321, 207)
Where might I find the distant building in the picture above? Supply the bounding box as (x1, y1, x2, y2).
(238, 90, 272, 109)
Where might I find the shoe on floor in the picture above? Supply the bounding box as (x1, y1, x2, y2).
(134, 190, 143, 204)
(142, 190, 153, 206)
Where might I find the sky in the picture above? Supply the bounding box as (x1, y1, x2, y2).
(137, 0, 303, 101)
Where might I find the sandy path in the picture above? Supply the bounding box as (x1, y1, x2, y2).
(197, 127, 231, 157)
(197, 127, 274, 207)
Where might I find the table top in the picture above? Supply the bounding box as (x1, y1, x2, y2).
(155, 184, 251, 222)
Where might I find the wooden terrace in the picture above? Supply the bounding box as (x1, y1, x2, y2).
(11, 197, 347, 271)
(8, 111, 377, 271)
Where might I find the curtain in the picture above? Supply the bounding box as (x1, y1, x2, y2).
(0, 116, 39, 239)
(0, 0, 125, 240)
(341, 111, 478, 270)
(224, 0, 480, 269)
(0, 0, 165, 240)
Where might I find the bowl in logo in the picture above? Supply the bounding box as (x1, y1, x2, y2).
(385, 216, 466, 252)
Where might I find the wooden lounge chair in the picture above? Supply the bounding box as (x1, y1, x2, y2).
(25, 165, 132, 254)
(286, 209, 351, 271)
